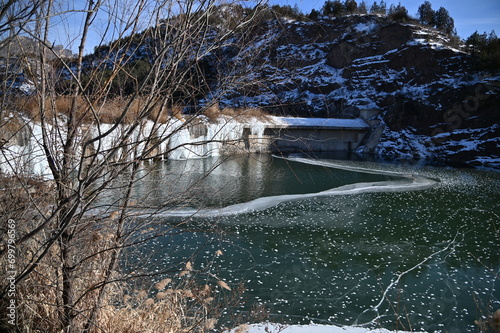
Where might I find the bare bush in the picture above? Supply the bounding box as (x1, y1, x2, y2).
(0, 0, 267, 332)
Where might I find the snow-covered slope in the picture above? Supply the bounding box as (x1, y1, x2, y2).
(207, 14, 500, 168)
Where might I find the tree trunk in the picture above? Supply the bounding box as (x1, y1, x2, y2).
(60, 231, 75, 332)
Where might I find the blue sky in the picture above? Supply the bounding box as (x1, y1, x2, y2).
(271, 0, 500, 38)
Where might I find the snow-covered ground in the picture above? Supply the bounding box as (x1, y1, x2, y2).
(278, 117, 369, 129)
(226, 323, 426, 333)
(373, 121, 500, 169)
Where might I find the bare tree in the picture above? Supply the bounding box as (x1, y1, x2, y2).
(0, 0, 268, 331)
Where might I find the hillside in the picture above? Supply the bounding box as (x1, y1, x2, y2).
(211, 14, 500, 168)
(3, 13, 500, 168)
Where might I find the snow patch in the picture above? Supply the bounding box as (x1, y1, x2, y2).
(274, 116, 369, 129)
(374, 126, 434, 160)
(226, 323, 426, 333)
(354, 22, 378, 33)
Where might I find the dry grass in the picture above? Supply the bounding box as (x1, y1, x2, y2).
(10, 95, 267, 126)
(0, 112, 27, 147)
(148, 103, 185, 123)
(1, 227, 234, 332)
(13, 95, 86, 122)
(203, 102, 269, 122)
(10, 96, 187, 125)
(474, 305, 500, 333)
(99, 279, 224, 333)
(0, 175, 54, 225)
(1, 112, 24, 134)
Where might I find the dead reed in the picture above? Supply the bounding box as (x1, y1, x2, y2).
(10, 95, 187, 125)
(203, 101, 269, 122)
(0, 174, 239, 332)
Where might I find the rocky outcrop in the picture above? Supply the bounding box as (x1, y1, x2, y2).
(213, 14, 499, 168)
(0, 36, 74, 59)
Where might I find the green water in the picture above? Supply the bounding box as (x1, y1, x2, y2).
(132, 154, 399, 208)
(133, 155, 499, 332)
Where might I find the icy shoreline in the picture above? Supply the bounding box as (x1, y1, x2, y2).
(226, 323, 427, 333)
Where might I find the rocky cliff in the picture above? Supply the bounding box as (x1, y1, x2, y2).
(212, 14, 500, 168)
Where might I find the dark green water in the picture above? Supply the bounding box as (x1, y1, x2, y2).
(132, 155, 400, 208)
(133, 155, 499, 332)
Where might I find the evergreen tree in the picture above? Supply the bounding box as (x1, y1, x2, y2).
(418, 1, 434, 25)
(466, 30, 487, 56)
(345, 0, 358, 14)
(379, 0, 387, 15)
(388, 3, 409, 22)
(331, 0, 345, 16)
(271, 4, 303, 19)
(434, 6, 454, 34)
(486, 30, 500, 70)
(466, 30, 500, 70)
(322, 0, 334, 15)
(488, 30, 498, 41)
(323, 0, 344, 17)
(369, 1, 380, 14)
(293, 4, 301, 15)
(388, 4, 396, 15)
(370, 1, 386, 15)
(308, 8, 320, 20)
(358, 1, 368, 14)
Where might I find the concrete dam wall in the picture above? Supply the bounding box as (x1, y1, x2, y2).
(0, 116, 371, 177)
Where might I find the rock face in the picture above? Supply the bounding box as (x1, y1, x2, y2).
(213, 14, 500, 168)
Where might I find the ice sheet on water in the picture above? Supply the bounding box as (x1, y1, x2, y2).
(275, 117, 369, 129)
(153, 156, 438, 218)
